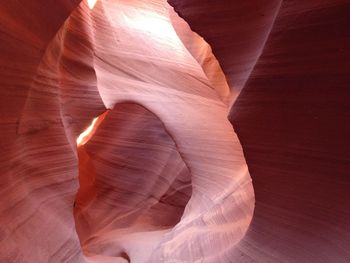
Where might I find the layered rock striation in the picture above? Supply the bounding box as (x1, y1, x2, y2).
(1, 0, 350, 262)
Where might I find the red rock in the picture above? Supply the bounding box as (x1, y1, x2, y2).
(1, 0, 349, 262)
(170, 0, 350, 261)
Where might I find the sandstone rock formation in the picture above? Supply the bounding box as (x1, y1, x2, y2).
(1, 0, 349, 262)
(170, 0, 350, 262)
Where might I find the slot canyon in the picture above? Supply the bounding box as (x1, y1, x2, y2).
(0, 0, 349, 262)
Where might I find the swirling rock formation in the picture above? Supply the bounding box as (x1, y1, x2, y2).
(170, 0, 350, 262)
(1, 0, 349, 262)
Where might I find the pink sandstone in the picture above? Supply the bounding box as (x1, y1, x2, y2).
(0, 0, 349, 262)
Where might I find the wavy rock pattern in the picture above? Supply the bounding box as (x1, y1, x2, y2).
(1, 0, 252, 262)
(168, 0, 283, 102)
(75, 103, 193, 262)
(170, 0, 350, 262)
(1, 0, 349, 262)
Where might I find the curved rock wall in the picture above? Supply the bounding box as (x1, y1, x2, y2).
(168, 0, 283, 101)
(75, 103, 192, 262)
(1, 0, 253, 262)
(169, 0, 350, 262)
(1, 0, 350, 262)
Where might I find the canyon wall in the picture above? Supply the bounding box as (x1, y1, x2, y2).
(1, 0, 349, 262)
(170, 0, 350, 262)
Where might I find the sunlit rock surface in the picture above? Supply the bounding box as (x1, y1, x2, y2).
(1, 0, 252, 262)
(1, 0, 349, 262)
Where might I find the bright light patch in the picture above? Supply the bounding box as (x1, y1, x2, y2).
(76, 117, 99, 145)
(103, 3, 188, 59)
(124, 11, 180, 45)
(87, 0, 98, 9)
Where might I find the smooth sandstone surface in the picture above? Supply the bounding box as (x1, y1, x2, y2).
(1, 0, 350, 262)
(170, 0, 350, 262)
(1, 0, 252, 262)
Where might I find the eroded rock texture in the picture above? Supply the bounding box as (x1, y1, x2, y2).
(170, 0, 350, 262)
(0, 0, 349, 262)
(75, 104, 193, 261)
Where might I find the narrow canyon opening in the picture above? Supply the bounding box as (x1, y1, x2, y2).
(74, 103, 192, 260)
(2, 0, 350, 262)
